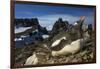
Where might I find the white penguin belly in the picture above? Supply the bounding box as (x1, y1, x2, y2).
(51, 40, 61, 47)
(51, 37, 66, 47)
(52, 39, 82, 56)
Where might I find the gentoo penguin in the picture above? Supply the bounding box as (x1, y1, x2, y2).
(51, 39, 85, 56)
(74, 16, 86, 39)
(51, 31, 71, 47)
(51, 39, 71, 51)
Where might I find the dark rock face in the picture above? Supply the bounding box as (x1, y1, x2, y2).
(88, 24, 93, 37)
(15, 18, 39, 27)
(50, 18, 69, 39)
(38, 25, 48, 34)
(52, 18, 69, 33)
(15, 18, 48, 34)
(15, 18, 49, 48)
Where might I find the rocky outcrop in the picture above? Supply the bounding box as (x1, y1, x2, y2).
(25, 53, 38, 65)
(15, 18, 48, 35)
(15, 18, 49, 48)
(50, 18, 69, 38)
(38, 25, 48, 34)
(15, 18, 39, 27)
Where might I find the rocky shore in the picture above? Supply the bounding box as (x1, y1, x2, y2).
(14, 17, 95, 66)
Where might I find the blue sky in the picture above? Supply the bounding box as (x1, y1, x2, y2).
(15, 3, 95, 30)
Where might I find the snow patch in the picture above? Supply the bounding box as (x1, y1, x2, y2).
(32, 29, 38, 33)
(15, 27, 32, 34)
(42, 35, 49, 39)
(14, 38, 23, 41)
(74, 22, 78, 26)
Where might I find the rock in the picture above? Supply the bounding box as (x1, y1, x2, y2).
(79, 50, 88, 56)
(88, 24, 93, 37)
(90, 52, 93, 59)
(15, 18, 39, 27)
(25, 53, 38, 65)
(65, 58, 69, 62)
(15, 44, 38, 64)
(72, 58, 78, 63)
(50, 18, 69, 38)
(38, 25, 48, 34)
